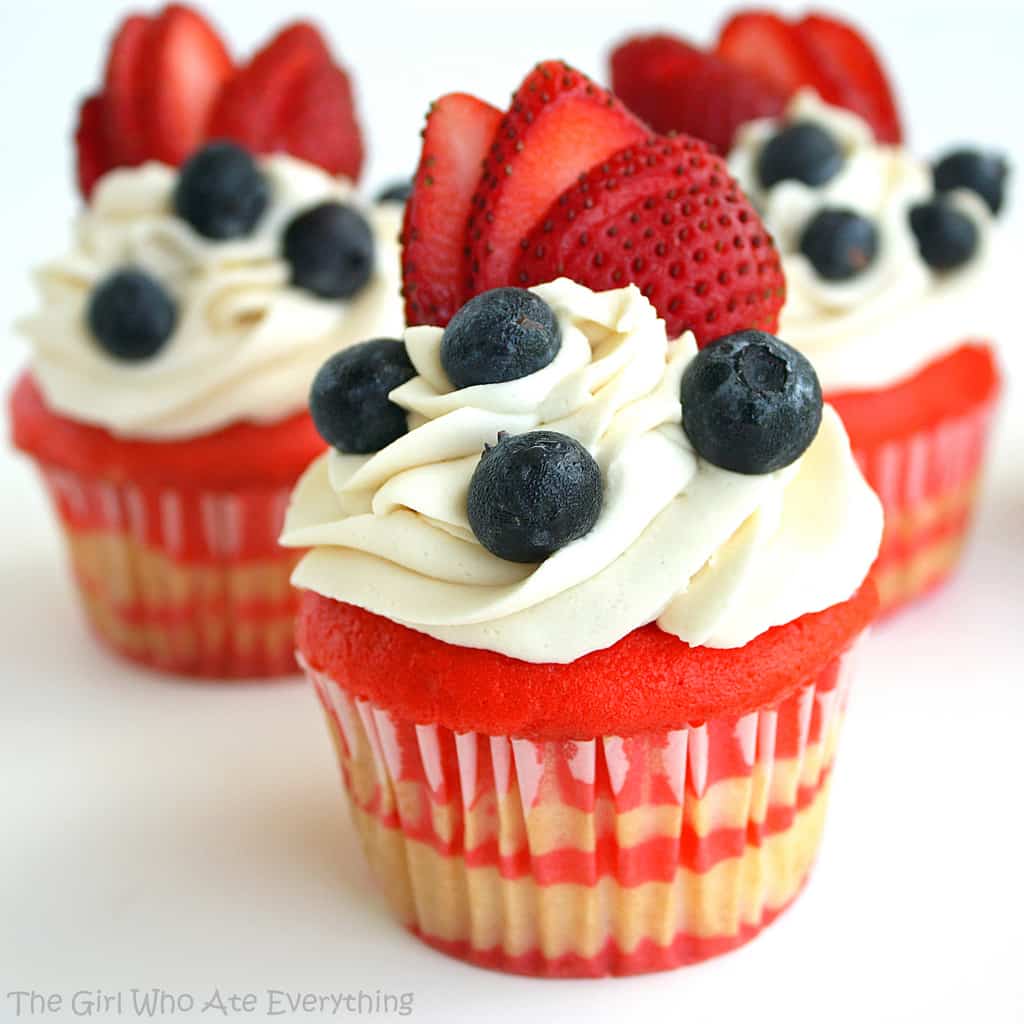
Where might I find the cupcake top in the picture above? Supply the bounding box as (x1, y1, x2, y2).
(729, 90, 1002, 394)
(282, 279, 882, 664)
(18, 145, 403, 440)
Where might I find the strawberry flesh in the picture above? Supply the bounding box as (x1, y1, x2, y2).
(513, 136, 785, 344)
(795, 14, 902, 143)
(611, 34, 789, 153)
(402, 94, 503, 326)
(75, 94, 113, 199)
(143, 4, 234, 166)
(465, 61, 647, 295)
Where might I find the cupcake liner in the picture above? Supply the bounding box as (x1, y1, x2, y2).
(302, 635, 865, 977)
(852, 398, 996, 612)
(35, 460, 300, 678)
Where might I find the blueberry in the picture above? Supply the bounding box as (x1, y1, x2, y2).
(173, 141, 269, 240)
(467, 431, 603, 562)
(309, 339, 416, 453)
(757, 122, 844, 189)
(680, 330, 822, 475)
(283, 202, 375, 299)
(376, 180, 412, 203)
(909, 200, 978, 270)
(87, 268, 177, 361)
(441, 288, 561, 389)
(799, 208, 879, 281)
(933, 148, 1008, 216)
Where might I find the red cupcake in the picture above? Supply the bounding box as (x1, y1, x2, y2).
(610, 12, 1006, 611)
(281, 64, 883, 976)
(9, 7, 403, 677)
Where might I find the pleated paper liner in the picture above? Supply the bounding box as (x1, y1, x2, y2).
(852, 398, 996, 612)
(302, 636, 865, 977)
(38, 462, 300, 678)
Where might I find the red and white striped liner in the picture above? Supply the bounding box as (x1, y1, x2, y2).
(852, 401, 995, 534)
(39, 465, 294, 563)
(36, 460, 301, 678)
(301, 634, 865, 973)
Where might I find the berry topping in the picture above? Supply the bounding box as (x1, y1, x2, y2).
(757, 122, 843, 189)
(513, 136, 785, 344)
(402, 93, 503, 327)
(612, 13, 902, 152)
(680, 330, 822, 474)
(103, 6, 234, 169)
(466, 61, 647, 295)
(716, 12, 902, 144)
(799, 208, 879, 281)
(172, 141, 269, 240)
(441, 288, 561, 389)
(467, 431, 603, 562)
(87, 268, 178, 361)
(75, 13, 367, 199)
(610, 35, 789, 155)
(402, 63, 783, 343)
(207, 23, 364, 181)
(376, 180, 412, 204)
(909, 201, 979, 270)
(933, 148, 1008, 216)
(283, 202, 375, 299)
(309, 339, 415, 454)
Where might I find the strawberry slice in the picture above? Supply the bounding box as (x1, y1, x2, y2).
(75, 94, 114, 199)
(795, 14, 902, 144)
(611, 34, 789, 153)
(402, 94, 503, 327)
(102, 6, 232, 169)
(466, 61, 647, 295)
(102, 14, 153, 166)
(513, 136, 785, 344)
(206, 22, 363, 180)
(716, 11, 825, 96)
(142, 5, 234, 165)
(270, 59, 363, 180)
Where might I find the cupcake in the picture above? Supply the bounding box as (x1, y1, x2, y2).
(281, 64, 882, 976)
(9, 8, 404, 678)
(611, 14, 1005, 610)
(727, 91, 1004, 609)
(284, 280, 881, 976)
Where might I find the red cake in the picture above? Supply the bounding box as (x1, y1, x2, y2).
(610, 11, 1006, 610)
(9, 5, 405, 677)
(282, 61, 884, 976)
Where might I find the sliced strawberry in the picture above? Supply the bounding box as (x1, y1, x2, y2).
(207, 23, 330, 150)
(102, 6, 232, 169)
(75, 94, 114, 199)
(513, 136, 785, 344)
(466, 61, 647, 296)
(795, 14, 902, 144)
(206, 22, 363, 179)
(715, 11, 825, 96)
(402, 94, 503, 327)
(143, 4, 234, 165)
(270, 58, 364, 180)
(611, 34, 789, 152)
(102, 14, 153, 166)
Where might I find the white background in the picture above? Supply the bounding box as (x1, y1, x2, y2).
(1, 1, 1023, 1022)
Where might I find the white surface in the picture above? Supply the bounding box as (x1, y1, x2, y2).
(1, 2, 1022, 1022)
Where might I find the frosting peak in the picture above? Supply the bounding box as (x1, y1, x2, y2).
(18, 155, 403, 439)
(282, 279, 882, 663)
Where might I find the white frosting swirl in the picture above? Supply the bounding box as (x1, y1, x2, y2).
(282, 279, 882, 663)
(18, 156, 404, 439)
(729, 91, 997, 394)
